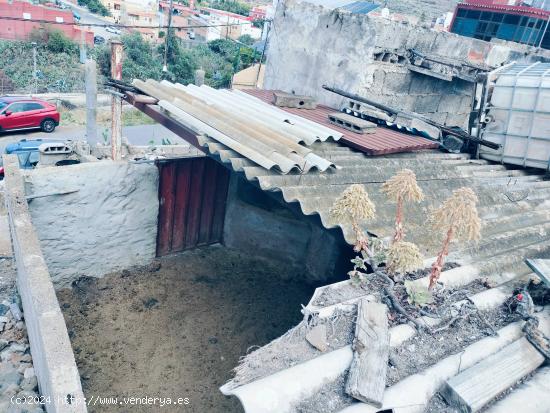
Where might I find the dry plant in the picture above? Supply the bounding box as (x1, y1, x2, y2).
(330, 184, 376, 251)
(382, 169, 424, 243)
(386, 241, 423, 275)
(330, 184, 429, 332)
(428, 187, 481, 290)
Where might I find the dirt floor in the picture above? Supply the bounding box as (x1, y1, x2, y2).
(56, 246, 318, 413)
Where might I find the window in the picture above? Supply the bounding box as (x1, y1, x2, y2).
(504, 14, 520, 24)
(0, 102, 7, 112)
(7, 103, 27, 113)
(457, 9, 467, 18)
(23, 103, 44, 111)
(114, 4, 120, 10)
(492, 13, 504, 22)
(466, 10, 481, 19)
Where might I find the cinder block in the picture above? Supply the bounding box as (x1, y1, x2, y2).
(414, 95, 441, 113)
(438, 94, 463, 113)
(273, 92, 317, 109)
(383, 71, 413, 94)
(445, 113, 469, 129)
(328, 112, 377, 134)
(453, 79, 475, 95)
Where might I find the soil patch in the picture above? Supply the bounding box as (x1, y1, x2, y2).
(57, 246, 317, 413)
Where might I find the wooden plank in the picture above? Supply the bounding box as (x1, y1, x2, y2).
(156, 163, 176, 257)
(441, 337, 545, 413)
(526, 259, 550, 286)
(184, 158, 206, 249)
(170, 160, 192, 252)
(210, 164, 230, 243)
(197, 158, 219, 245)
(345, 300, 389, 407)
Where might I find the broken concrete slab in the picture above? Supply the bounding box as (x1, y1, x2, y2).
(328, 112, 377, 134)
(441, 337, 545, 413)
(0, 216, 12, 258)
(306, 324, 328, 352)
(273, 91, 317, 109)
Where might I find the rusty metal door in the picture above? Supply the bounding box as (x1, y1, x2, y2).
(157, 157, 230, 256)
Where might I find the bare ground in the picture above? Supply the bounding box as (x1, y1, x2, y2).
(56, 245, 317, 413)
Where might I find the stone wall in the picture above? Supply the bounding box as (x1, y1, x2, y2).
(25, 161, 159, 288)
(223, 175, 350, 282)
(265, 0, 550, 128)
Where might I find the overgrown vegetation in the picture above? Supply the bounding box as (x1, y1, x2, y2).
(77, 0, 110, 16)
(0, 29, 83, 93)
(95, 31, 260, 88)
(207, 0, 251, 16)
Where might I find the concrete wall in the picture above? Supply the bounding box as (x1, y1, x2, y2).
(3, 155, 86, 413)
(24, 161, 159, 288)
(265, 0, 550, 128)
(223, 174, 350, 282)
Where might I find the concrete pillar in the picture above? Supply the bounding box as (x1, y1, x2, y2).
(85, 59, 98, 146)
(195, 69, 205, 86)
(110, 40, 123, 161)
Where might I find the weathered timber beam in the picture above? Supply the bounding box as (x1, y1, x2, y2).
(345, 300, 389, 407)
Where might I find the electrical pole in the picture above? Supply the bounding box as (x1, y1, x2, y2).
(85, 59, 97, 146)
(163, 0, 173, 72)
(110, 40, 123, 161)
(31, 42, 37, 94)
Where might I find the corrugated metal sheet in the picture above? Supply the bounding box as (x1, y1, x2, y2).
(132, 80, 341, 174)
(245, 89, 439, 155)
(157, 157, 230, 256)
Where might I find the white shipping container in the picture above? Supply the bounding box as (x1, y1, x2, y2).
(479, 62, 550, 170)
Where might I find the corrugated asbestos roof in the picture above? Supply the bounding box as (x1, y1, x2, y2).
(219, 145, 550, 413)
(245, 89, 439, 155)
(126, 80, 550, 412)
(132, 80, 343, 174)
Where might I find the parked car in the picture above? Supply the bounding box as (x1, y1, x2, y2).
(105, 26, 121, 35)
(94, 35, 105, 44)
(72, 10, 81, 21)
(0, 97, 60, 133)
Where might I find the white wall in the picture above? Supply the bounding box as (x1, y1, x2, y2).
(25, 161, 159, 288)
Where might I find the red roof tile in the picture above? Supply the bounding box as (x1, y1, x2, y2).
(244, 89, 439, 156)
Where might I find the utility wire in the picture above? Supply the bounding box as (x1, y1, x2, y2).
(0, 15, 265, 29)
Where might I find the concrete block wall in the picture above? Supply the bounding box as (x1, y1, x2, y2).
(265, 0, 550, 129)
(223, 175, 349, 282)
(24, 161, 159, 288)
(3, 155, 86, 413)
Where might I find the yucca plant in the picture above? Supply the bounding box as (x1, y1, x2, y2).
(428, 187, 481, 290)
(382, 169, 424, 243)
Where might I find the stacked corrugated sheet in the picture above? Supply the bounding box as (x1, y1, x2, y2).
(132, 80, 343, 174)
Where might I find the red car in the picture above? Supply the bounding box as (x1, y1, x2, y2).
(0, 97, 60, 133)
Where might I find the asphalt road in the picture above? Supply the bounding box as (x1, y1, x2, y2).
(58, 0, 120, 41)
(0, 124, 185, 157)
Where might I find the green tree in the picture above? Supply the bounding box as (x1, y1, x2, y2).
(207, 0, 251, 16)
(237, 34, 254, 46)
